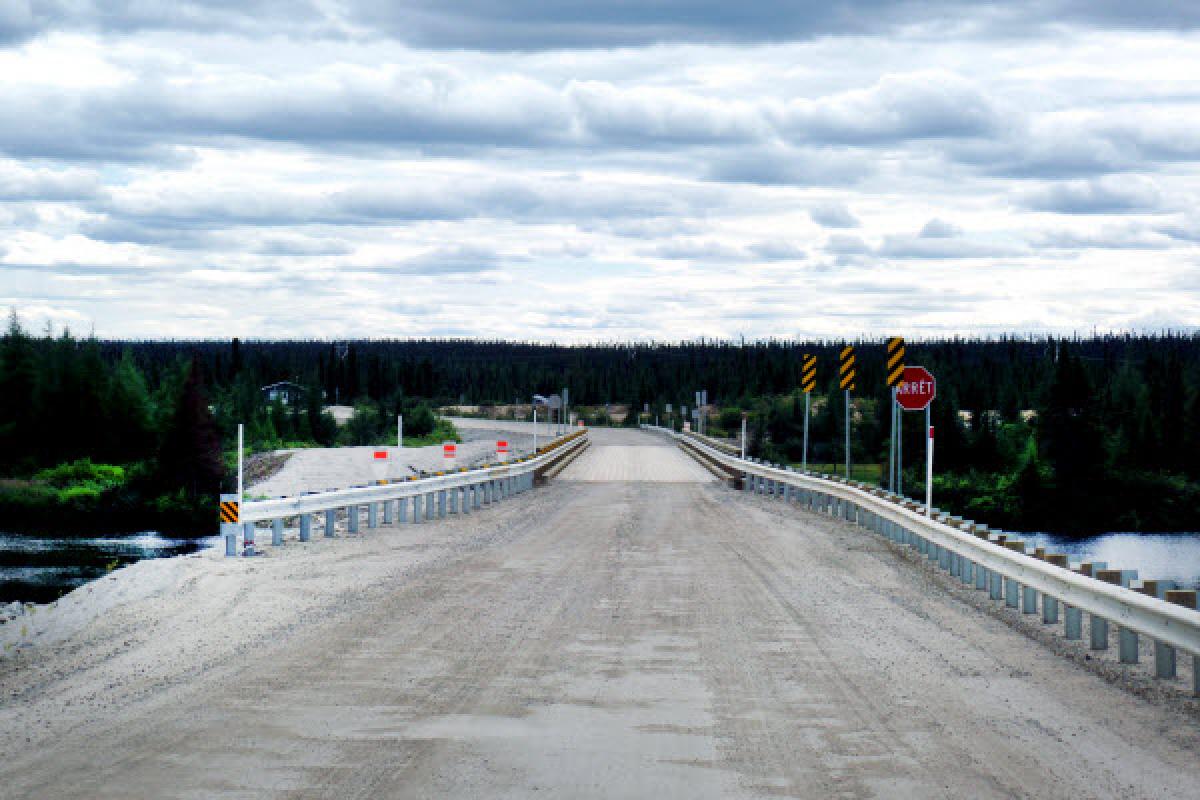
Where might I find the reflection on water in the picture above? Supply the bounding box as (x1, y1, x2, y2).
(1023, 532, 1200, 589)
(0, 533, 217, 604)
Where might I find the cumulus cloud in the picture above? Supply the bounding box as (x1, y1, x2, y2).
(919, 218, 961, 238)
(3, 4, 1200, 339)
(1019, 176, 1164, 214)
(809, 202, 860, 228)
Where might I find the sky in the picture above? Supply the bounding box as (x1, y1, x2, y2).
(3, 2, 1200, 342)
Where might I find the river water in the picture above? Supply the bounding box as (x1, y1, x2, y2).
(1, 530, 1198, 605)
(0, 533, 217, 604)
(1020, 532, 1200, 588)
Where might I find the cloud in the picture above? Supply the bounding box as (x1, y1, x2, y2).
(1018, 176, 1163, 214)
(809, 202, 859, 228)
(357, 244, 513, 275)
(0, 162, 103, 202)
(779, 72, 1003, 144)
(705, 145, 873, 186)
(878, 234, 1028, 259)
(919, 218, 961, 238)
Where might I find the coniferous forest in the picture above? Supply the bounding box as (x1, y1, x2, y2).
(2, 309, 1199, 536)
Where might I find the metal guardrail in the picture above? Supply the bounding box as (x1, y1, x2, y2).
(648, 425, 1200, 692)
(241, 429, 588, 524)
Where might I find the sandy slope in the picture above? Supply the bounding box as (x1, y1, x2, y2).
(1, 430, 1198, 798)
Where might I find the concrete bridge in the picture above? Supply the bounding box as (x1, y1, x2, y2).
(1, 427, 1198, 798)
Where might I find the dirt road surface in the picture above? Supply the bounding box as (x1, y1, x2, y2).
(1, 429, 1197, 798)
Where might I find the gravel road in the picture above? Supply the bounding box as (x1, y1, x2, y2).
(1, 429, 1198, 798)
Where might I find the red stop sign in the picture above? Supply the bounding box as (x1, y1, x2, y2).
(896, 366, 936, 411)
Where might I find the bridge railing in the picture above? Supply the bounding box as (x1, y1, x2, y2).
(224, 431, 588, 553)
(646, 424, 1200, 693)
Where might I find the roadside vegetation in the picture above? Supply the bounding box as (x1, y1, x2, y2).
(3, 315, 1199, 536)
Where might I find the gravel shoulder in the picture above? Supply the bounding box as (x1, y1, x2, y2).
(1, 431, 1197, 798)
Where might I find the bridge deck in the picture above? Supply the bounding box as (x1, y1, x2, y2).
(1, 435, 1197, 798)
(557, 428, 715, 482)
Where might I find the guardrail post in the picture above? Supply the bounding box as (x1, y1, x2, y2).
(383, 499, 394, 524)
(222, 522, 238, 557)
(368, 502, 379, 529)
(975, 563, 987, 590)
(398, 496, 408, 523)
(1064, 606, 1082, 639)
(1004, 577, 1019, 608)
(1042, 595, 1059, 624)
(272, 518, 284, 546)
(299, 513, 311, 542)
(347, 505, 360, 534)
(412, 494, 422, 523)
(1022, 585, 1037, 614)
(426, 493, 436, 520)
(473, 484, 482, 509)
(1097, 570, 1138, 661)
(324, 508, 336, 537)
(243, 522, 256, 556)
(1090, 615, 1109, 650)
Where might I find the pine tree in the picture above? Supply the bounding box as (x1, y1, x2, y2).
(156, 362, 224, 499)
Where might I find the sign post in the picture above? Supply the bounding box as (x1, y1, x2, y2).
(740, 413, 747, 460)
(896, 366, 937, 512)
(926, 415, 934, 516)
(801, 354, 816, 470)
(839, 346, 856, 479)
(886, 337, 905, 492)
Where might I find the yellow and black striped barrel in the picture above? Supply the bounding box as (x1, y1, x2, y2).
(219, 498, 239, 524)
(801, 354, 817, 393)
(839, 345, 856, 391)
(886, 336, 905, 388)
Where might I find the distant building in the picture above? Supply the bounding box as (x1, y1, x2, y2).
(261, 381, 305, 406)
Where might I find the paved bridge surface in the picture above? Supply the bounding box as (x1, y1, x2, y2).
(1, 429, 1197, 798)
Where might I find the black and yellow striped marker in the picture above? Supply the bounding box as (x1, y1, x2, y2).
(886, 336, 905, 388)
(219, 498, 239, 524)
(801, 354, 817, 393)
(839, 345, 856, 391)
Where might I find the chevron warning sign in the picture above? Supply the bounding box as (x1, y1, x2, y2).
(839, 345, 856, 391)
(886, 337, 905, 388)
(219, 497, 239, 524)
(801, 354, 817, 393)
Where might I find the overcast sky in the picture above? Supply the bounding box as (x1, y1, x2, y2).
(3, 2, 1199, 341)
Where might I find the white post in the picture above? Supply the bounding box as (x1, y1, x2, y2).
(397, 414, 403, 448)
(237, 423, 244, 503)
(533, 404, 538, 451)
(926, 405, 934, 516)
(740, 414, 747, 460)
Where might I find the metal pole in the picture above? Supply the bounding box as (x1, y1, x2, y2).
(740, 414, 747, 460)
(533, 404, 538, 451)
(889, 389, 896, 491)
(897, 405, 904, 496)
(237, 423, 244, 504)
(803, 393, 810, 471)
(844, 390, 851, 479)
(926, 405, 934, 516)
(397, 414, 403, 448)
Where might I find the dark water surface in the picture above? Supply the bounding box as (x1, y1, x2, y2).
(0, 533, 217, 604)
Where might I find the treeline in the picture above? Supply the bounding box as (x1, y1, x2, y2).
(4, 321, 1200, 535)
